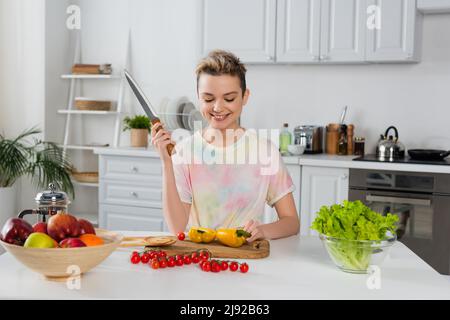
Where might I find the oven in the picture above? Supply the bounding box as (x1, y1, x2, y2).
(349, 169, 450, 275)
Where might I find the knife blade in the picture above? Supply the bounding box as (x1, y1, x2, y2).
(124, 69, 174, 156)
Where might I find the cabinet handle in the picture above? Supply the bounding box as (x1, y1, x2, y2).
(341, 174, 348, 180)
(320, 55, 329, 61)
(131, 166, 138, 173)
(267, 55, 274, 61)
(130, 191, 138, 198)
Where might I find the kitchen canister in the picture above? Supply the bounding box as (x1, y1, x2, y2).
(326, 123, 340, 154)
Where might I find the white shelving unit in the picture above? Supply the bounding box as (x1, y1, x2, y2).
(59, 32, 130, 226)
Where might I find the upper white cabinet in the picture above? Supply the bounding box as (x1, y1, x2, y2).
(276, 0, 321, 63)
(300, 166, 349, 235)
(320, 0, 367, 62)
(201, 0, 277, 63)
(366, 0, 423, 62)
(418, 0, 450, 14)
(201, 0, 423, 64)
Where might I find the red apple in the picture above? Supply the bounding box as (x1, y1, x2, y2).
(0, 218, 33, 246)
(47, 213, 81, 242)
(59, 238, 86, 248)
(33, 222, 47, 234)
(78, 219, 96, 235)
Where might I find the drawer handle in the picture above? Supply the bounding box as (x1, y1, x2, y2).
(131, 166, 138, 173)
(130, 191, 138, 198)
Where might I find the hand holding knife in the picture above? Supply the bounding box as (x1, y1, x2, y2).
(124, 69, 174, 156)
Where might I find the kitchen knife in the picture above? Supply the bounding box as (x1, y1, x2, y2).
(124, 69, 174, 156)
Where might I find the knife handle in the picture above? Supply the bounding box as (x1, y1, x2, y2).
(151, 118, 175, 156)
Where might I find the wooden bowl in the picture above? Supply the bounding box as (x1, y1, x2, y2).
(0, 229, 123, 280)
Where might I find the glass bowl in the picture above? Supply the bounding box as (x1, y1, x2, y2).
(319, 233, 397, 274)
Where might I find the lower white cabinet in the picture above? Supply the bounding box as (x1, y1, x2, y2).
(300, 166, 349, 235)
(98, 154, 166, 232)
(99, 204, 167, 232)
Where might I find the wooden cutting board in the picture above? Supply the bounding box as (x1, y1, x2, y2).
(154, 240, 270, 259)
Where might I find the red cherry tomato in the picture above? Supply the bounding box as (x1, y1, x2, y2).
(183, 255, 192, 265)
(202, 261, 211, 272)
(140, 253, 151, 264)
(159, 251, 167, 258)
(151, 259, 160, 269)
(177, 232, 185, 241)
(192, 256, 200, 264)
(167, 259, 176, 267)
(211, 264, 221, 273)
(229, 262, 238, 272)
(130, 254, 141, 264)
(159, 259, 168, 268)
(176, 258, 184, 266)
(220, 261, 229, 271)
(240, 263, 249, 273)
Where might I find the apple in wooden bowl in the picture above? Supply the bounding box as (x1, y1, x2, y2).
(0, 227, 123, 280)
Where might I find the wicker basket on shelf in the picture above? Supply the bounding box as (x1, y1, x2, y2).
(71, 171, 99, 183)
(74, 98, 112, 111)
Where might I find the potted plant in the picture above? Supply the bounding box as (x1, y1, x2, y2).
(0, 127, 74, 224)
(123, 115, 152, 148)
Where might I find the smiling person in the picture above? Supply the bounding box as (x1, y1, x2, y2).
(151, 50, 299, 242)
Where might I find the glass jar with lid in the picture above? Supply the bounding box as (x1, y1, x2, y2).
(354, 137, 365, 156)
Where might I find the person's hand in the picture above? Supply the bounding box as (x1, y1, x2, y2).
(243, 219, 266, 243)
(151, 122, 175, 164)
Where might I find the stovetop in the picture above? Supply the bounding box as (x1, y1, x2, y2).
(353, 154, 450, 166)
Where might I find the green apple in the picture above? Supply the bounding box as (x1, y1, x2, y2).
(24, 232, 56, 248)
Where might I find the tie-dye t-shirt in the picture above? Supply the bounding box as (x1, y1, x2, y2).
(171, 129, 295, 230)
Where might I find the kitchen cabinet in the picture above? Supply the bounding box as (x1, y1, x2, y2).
(366, 0, 423, 62)
(98, 154, 166, 232)
(202, 0, 422, 64)
(319, 0, 367, 62)
(418, 0, 450, 13)
(300, 165, 349, 235)
(277, 0, 366, 63)
(263, 163, 301, 223)
(276, 0, 321, 63)
(201, 0, 277, 63)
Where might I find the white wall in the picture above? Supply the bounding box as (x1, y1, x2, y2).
(51, 2, 450, 155)
(0, 0, 46, 215)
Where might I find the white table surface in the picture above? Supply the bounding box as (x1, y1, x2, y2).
(1, 232, 449, 300)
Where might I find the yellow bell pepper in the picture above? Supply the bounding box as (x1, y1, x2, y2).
(216, 229, 251, 248)
(188, 227, 216, 243)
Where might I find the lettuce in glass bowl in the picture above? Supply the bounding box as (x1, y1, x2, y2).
(311, 200, 399, 274)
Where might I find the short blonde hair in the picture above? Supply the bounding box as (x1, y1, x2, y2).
(195, 50, 247, 96)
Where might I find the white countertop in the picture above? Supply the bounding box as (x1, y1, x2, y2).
(0, 232, 449, 300)
(95, 147, 450, 174)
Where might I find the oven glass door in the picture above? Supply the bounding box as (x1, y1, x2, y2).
(349, 189, 450, 275)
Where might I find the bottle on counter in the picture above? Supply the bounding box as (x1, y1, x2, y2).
(354, 137, 365, 156)
(347, 124, 354, 155)
(338, 124, 348, 155)
(279, 123, 292, 156)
